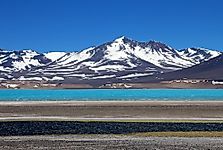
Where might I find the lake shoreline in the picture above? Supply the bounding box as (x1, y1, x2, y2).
(1, 100, 223, 105)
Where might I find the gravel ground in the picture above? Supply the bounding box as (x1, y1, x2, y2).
(1, 121, 223, 136)
(0, 135, 223, 150)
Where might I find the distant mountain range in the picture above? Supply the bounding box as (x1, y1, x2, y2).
(0, 36, 222, 84)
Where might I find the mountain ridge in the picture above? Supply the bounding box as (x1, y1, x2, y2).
(0, 36, 222, 83)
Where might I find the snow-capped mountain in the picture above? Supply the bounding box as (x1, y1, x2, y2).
(179, 48, 221, 64)
(159, 54, 223, 81)
(0, 49, 51, 72)
(0, 36, 221, 82)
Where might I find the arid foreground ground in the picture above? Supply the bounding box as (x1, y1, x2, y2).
(1, 135, 223, 150)
(1, 101, 223, 150)
(0, 101, 223, 120)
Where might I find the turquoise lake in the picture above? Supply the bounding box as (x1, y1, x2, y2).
(0, 89, 223, 101)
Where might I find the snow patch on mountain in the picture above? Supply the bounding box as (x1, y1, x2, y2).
(90, 75, 116, 79)
(118, 73, 154, 79)
(44, 52, 67, 61)
(90, 65, 129, 72)
(17, 76, 43, 81)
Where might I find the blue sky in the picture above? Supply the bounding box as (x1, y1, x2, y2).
(0, 0, 222, 52)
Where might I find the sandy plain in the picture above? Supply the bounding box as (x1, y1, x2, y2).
(0, 101, 223, 121)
